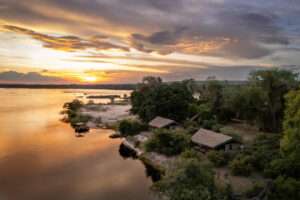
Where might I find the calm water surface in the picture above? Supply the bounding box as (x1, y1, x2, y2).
(0, 89, 153, 200)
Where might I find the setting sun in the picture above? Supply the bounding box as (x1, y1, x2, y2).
(82, 75, 97, 83)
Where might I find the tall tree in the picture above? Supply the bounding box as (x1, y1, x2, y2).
(131, 77, 194, 122)
(281, 89, 300, 159)
(249, 69, 298, 132)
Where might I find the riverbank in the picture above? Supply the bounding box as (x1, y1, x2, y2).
(80, 104, 134, 128)
(63, 98, 269, 200)
(61, 98, 135, 131)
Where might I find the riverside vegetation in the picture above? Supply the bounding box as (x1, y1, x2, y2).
(118, 69, 300, 200)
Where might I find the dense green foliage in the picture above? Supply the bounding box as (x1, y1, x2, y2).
(244, 182, 264, 198)
(281, 89, 300, 161)
(268, 176, 300, 200)
(153, 158, 222, 200)
(227, 134, 280, 177)
(145, 129, 189, 156)
(259, 89, 300, 199)
(63, 99, 83, 111)
(131, 70, 300, 199)
(253, 90, 300, 184)
(118, 119, 148, 136)
(207, 151, 230, 167)
(193, 69, 298, 132)
(249, 135, 281, 173)
(263, 89, 300, 184)
(249, 69, 298, 132)
(229, 154, 253, 176)
(180, 149, 204, 161)
(61, 99, 91, 127)
(131, 77, 195, 122)
(222, 85, 265, 125)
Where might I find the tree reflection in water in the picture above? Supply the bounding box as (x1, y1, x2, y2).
(119, 143, 138, 159)
(119, 144, 161, 182)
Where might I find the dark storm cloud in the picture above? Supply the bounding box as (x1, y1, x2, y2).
(130, 10, 291, 58)
(0, 0, 299, 59)
(0, 71, 66, 83)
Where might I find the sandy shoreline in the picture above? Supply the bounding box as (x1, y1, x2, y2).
(80, 104, 134, 128)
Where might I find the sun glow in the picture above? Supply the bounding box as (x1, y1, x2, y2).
(82, 75, 98, 83)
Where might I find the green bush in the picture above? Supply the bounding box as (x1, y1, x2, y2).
(229, 154, 253, 176)
(191, 103, 214, 122)
(153, 158, 219, 200)
(268, 176, 300, 200)
(145, 129, 189, 156)
(63, 99, 83, 111)
(211, 124, 223, 132)
(62, 99, 87, 126)
(265, 148, 300, 179)
(219, 127, 243, 143)
(244, 182, 264, 198)
(183, 120, 199, 134)
(250, 134, 281, 174)
(67, 113, 92, 127)
(118, 120, 148, 136)
(207, 151, 229, 167)
(180, 149, 203, 161)
(217, 183, 234, 200)
(202, 119, 217, 129)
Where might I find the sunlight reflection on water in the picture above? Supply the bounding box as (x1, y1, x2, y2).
(0, 89, 153, 200)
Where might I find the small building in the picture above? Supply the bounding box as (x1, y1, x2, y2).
(191, 128, 234, 152)
(148, 116, 177, 129)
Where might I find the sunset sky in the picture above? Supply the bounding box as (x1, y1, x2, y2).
(0, 0, 300, 84)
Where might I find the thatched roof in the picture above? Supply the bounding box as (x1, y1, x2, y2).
(191, 128, 233, 149)
(149, 116, 176, 128)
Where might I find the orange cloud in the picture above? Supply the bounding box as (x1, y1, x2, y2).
(131, 31, 234, 55)
(3, 25, 129, 52)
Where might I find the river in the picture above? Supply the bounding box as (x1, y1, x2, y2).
(0, 89, 154, 200)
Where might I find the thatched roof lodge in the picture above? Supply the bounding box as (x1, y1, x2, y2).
(149, 116, 177, 129)
(191, 128, 233, 151)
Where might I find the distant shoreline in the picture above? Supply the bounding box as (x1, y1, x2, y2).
(0, 80, 248, 90)
(0, 83, 137, 90)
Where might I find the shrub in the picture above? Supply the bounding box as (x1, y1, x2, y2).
(153, 158, 219, 200)
(244, 182, 264, 198)
(268, 176, 300, 200)
(250, 134, 281, 174)
(217, 183, 234, 200)
(62, 99, 87, 126)
(219, 127, 243, 143)
(190, 103, 214, 122)
(207, 151, 229, 167)
(211, 124, 223, 132)
(265, 148, 300, 178)
(63, 99, 83, 111)
(202, 119, 217, 129)
(118, 119, 148, 136)
(67, 113, 92, 127)
(181, 149, 203, 161)
(145, 129, 189, 156)
(229, 154, 253, 176)
(183, 120, 199, 134)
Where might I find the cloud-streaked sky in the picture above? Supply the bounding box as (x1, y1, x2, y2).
(0, 0, 300, 83)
